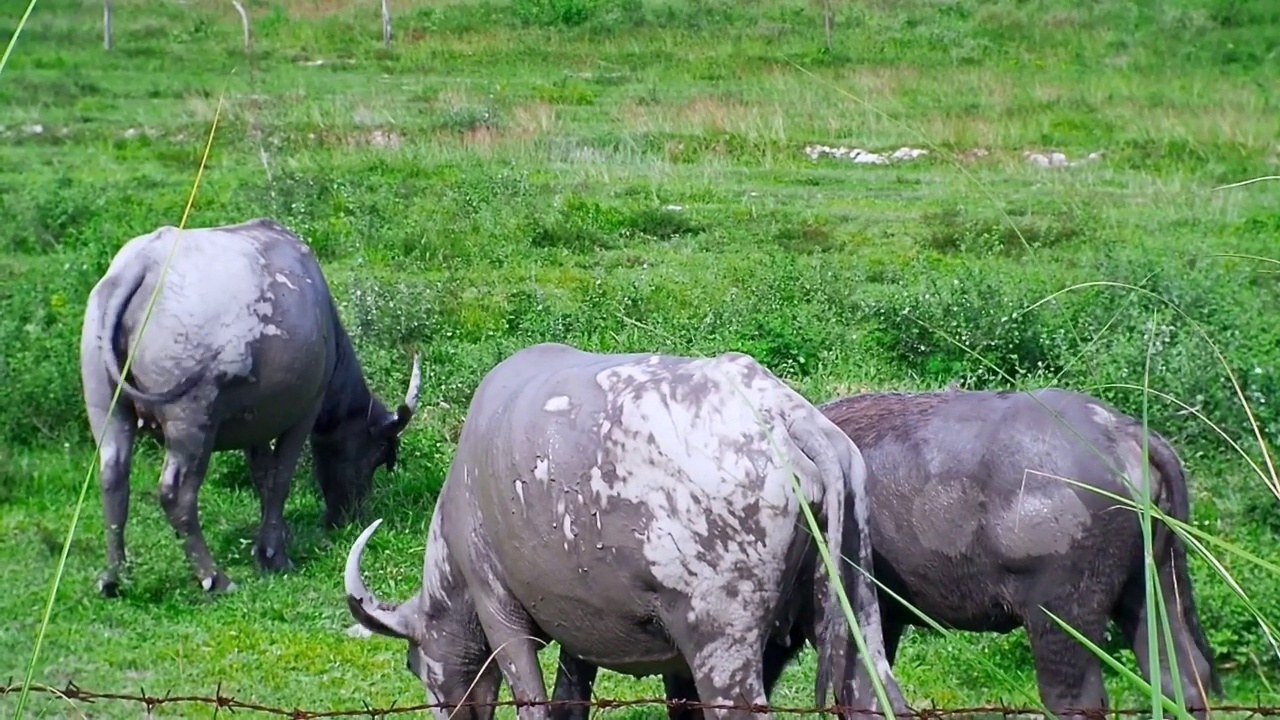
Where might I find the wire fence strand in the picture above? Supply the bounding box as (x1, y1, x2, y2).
(4, 682, 1280, 719)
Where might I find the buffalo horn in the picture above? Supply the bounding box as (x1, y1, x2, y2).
(403, 353, 421, 416)
(343, 518, 415, 640)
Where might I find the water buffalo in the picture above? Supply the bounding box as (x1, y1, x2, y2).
(586, 386, 1222, 720)
(79, 217, 421, 597)
(342, 342, 907, 720)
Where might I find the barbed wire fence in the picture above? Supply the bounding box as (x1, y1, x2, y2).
(5, 683, 1280, 720)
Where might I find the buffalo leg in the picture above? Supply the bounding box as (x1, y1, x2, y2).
(659, 604, 769, 720)
(661, 621, 808, 720)
(881, 617, 905, 665)
(550, 646, 597, 720)
(841, 616, 908, 718)
(249, 410, 316, 573)
(88, 399, 138, 598)
(442, 643, 503, 720)
(662, 672, 701, 720)
(1113, 556, 1213, 719)
(762, 638, 799, 696)
(245, 444, 276, 563)
(547, 627, 809, 720)
(246, 443, 294, 573)
(157, 425, 229, 592)
(470, 596, 551, 720)
(1023, 604, 1109, 720)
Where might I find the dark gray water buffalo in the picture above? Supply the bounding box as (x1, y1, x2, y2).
(343, 342, 907, 720)
(616, 386, 1222, 720)
(79, 217, 420, 597)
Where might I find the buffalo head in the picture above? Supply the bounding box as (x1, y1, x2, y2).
(313, 354, 422, 528)
(343, 519, 495, 720)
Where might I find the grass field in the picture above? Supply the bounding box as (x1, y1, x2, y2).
(2, 0, 1279, 716)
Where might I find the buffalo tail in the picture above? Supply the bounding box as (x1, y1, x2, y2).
(1146, 428, 1225, 697)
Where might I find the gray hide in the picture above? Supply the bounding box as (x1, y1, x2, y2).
(608, 387, 1222, 720)
(79, 217, 420, 596)
(342, 342, 906, 720)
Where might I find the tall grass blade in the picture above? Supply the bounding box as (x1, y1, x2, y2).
(0, 0, 39, 78)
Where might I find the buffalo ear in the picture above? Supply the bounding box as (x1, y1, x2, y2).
(390, 404, 414, 435)
(372, 406, 413, 440)
(346, 594, 416, 640)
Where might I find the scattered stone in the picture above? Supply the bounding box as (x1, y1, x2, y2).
(890, 146, 929, 161)
(1024, 149, 1104, 167)
(366, 129, 402, 148)
(805, 143, 1105, 169)
(804, 143, 929, 164)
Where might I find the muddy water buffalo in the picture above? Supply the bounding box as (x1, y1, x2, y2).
(624, 387, 1222, 720)
(80, 217, 420, 596)
(342, 342, 907, 720)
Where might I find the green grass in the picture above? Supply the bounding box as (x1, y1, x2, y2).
(2, 0, 1279, 716)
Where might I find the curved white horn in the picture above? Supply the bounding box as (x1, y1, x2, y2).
(403, 353, 421, 415)
(343, 518, 415, 639)
(344, 518, 384, 603)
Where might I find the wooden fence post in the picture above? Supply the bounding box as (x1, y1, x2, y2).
(822, 0, 834, 52)
(231, 0, 252, 53)
(381, 0, 391, 46)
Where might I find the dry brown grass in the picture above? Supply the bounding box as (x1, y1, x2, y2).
(511, 102, 558, 137)
(436, 97, 557, 152)
(618, 94, 785, 138)
(222, 0, 459, 18)
(826, 383, 878, 399)
(303, 127, 404, 149)
(833, 65, 919, 100)
(420, 104, 557, 155)
(459, 124, 501, 150)
(434, 85, 482, 112)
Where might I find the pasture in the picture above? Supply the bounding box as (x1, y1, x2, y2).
(1, 0, 1278, 716)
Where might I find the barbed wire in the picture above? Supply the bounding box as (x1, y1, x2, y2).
(3, 682, 1280, 719)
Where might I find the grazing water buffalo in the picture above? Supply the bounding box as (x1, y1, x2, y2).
(343, 342, 907, 720)
(80, 217, 421, 597)
(613, 386, 1222, 720)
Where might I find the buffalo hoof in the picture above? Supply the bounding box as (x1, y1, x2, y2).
(199, 571, 236, 594)
(321, 505, 354, 530)
(98, 570, 122, 598)
(254, 542, 295, 573)
(321, 510, 340, 530)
